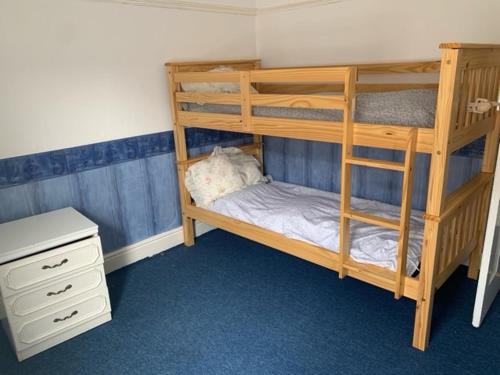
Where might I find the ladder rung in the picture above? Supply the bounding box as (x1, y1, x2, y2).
(344, 210, 400, 230)
(345, 156, 405, 172)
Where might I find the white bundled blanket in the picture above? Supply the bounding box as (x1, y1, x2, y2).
(208, 181, 424, 275)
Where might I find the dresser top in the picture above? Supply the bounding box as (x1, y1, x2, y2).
(0, 208, 98, 264)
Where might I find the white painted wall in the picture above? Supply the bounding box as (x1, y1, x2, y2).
(256, 0, 500, 67)
(3, 0, 500, 159)
(0, 0, 256, 159)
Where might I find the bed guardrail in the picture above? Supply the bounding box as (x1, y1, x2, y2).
(173, 66, 358, 140)
(423, 173, 493, 288)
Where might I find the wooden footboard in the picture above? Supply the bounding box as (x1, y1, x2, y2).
(448, 47, 500, 152)
(432, 173, 493, 288)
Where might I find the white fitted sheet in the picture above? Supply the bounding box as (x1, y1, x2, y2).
(208, 181, 424, 276)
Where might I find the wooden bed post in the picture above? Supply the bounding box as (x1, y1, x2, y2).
(467, 111, 500, 279)
(252, 61, 264, 169)
(166, 63, 195, 246)
(412, 47, 463, 350)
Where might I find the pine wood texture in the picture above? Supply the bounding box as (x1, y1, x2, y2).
(267, 60, 441, 74)
(166, 44, 500, 352)
(258, 83, 439, 94)
(394, 129, 417, 299)
(338, 67, 357, 278)
(250, 94, 345, 109)
(440, 43, 500, 49)
(412, 48, 463, 351)
(167, 64, 195, 246)
(434, 173, 493, 287)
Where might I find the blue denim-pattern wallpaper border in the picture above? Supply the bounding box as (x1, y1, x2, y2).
(0, 128, 482, 254)
(0, 129, 250, 189)
(0, 133, 252, 253)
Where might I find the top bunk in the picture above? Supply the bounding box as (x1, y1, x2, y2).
(166, 44, 500, 154)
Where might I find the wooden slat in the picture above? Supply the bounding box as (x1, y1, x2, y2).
(250, 67, 350, 83)
(345, 210, 400, 231)
(354, 61, 441, 74)
(251, 116, 341, 141)
(440, 43, 500, 49)
(345, 156, 405, 171)
(250, 94, 345, 109)
(468, 182, 494, 279)
(435, 240, 477, 288)
(240, 72, 252, 130)
(460, 49, 500, 69)
(174, 71, 240, 83)
(450, 110, 496, 153)
(441, 173, 493, 221)
(258, 83, 439, 94)
(344, 260, 419, 300)
(394, 129, 417, 299)
(267, 60, 441, 74)
(176, 92, 241, 105)
(177, 111, 243, 131)
(353, 124, 434, 153)
(166, 58, 261, 67)
(252, 60, 264, 168)
(181, 113, 435, 153)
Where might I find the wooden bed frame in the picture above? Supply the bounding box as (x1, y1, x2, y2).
(165, 43, 500, 351)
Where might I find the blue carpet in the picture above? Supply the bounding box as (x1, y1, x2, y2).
(0, 229, 499, 375)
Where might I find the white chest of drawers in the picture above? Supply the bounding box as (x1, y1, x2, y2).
(0, 207, 112, 361)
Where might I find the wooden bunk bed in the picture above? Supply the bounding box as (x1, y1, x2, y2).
(165, 43, 500, 351)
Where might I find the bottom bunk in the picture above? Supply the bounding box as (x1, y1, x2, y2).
(207, 181, 424, 276)
(184, 191, 422, 300)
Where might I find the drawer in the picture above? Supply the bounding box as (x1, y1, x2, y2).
(0, 236, 102, 297)
(11, 288, 110, 350)
(6, 267, 106, 317)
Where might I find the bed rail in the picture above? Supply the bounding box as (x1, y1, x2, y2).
(168, 58, 260, 73)
(173, 65, 357, 136)
(423, 173, 493, 288)
(171, 63, 436, 152)
(257, 60, 440, 94)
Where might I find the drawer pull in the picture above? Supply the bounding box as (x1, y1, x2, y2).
(47, 284, 73, 297)
(53, 310, 78, 323)
(42, 258, 69, 270)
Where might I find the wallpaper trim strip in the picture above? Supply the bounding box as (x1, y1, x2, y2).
(0, 129, 248, 189)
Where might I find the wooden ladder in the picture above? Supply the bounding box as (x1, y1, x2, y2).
(338, 93, 417, 298)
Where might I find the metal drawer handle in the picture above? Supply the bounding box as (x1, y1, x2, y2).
(42, 258, 68, 270)
(53, 310, 78, 323)
(47, 284, 72, 297)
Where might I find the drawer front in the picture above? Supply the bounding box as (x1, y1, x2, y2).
(0, 236, 102, 296)
(13, 288, 110, 349)
(6, 267, 106, 317)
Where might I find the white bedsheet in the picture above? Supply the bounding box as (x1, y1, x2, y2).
(208, 181, 424, 275)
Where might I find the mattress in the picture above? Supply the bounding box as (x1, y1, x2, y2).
(184, 89, 438, 128)
(207, 181, 424, 275)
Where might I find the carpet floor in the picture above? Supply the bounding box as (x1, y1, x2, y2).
(0, 229, 498, 375)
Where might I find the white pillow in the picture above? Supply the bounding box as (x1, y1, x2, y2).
(184, 151, 245, 208)
(181, 66, 258, 94)
(213, 146, 265, 186)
